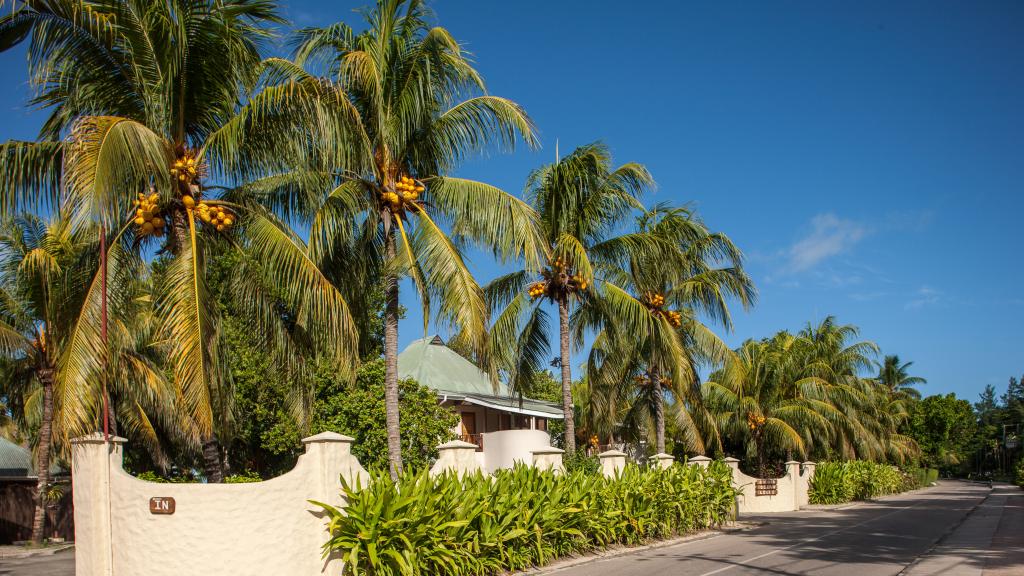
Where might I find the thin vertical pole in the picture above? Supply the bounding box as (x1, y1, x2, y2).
(100, 225, 109, 441)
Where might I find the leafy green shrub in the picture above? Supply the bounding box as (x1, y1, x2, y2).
(1014, 459, 1023, 488)
(313, 359, 458, 472)
(225, 470, 262, 483)
(809, 461, 910, 504)
(315, 461, 738, 575)
(134, 470, 197, 483)
(562, 451, 600, 475)
(808, 462, 854, 504)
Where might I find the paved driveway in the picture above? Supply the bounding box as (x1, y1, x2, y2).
(548, 481, 1021, 576)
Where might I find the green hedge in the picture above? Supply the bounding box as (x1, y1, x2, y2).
(315, 462, 738, 575)
(809, 461, 926, 505)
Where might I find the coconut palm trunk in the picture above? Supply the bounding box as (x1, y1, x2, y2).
(652, 374, 665, 454)
(558, 298, 576, 454)
(30, 364, 54, 544)
(383, 222, 403, 480)
(171, 209, 225, 483)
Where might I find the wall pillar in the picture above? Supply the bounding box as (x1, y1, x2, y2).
(531, 447, 565, 473)
(430, 440, 484, 477)
(598, 449, 627, 477)
(798, 461, 816, 508)
(301, 431, 368, 495)
(650, 453, 675, 470)
(71, 433, 126, 576)
(688, 455, 712, 468)
(785, 460, 801, 510)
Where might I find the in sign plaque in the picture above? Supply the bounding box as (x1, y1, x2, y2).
(149, 497, 175, 515)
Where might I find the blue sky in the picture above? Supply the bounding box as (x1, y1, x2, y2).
(1, 1, 1021, 402)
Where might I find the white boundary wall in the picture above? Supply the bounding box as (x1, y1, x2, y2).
(721, 458, 816, 514)
(71, 431, 367, 576)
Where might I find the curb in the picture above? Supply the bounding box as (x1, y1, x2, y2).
(509, 522, 759, 575)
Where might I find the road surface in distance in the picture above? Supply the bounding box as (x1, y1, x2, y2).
(549, 481, 1021, 576)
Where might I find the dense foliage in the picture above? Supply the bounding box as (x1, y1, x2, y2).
(808, 461, 931, 505)
(907, 393, 977, 472)
(312, 360, 458, 472)
(316, 463, 737, 576)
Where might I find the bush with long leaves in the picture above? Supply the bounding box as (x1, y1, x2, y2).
(809, 461, 918, 505)
(315, 462, 737, 575)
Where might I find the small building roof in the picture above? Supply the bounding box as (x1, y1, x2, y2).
(397, 336, 563, 419)
(0, 437, 64, 480)
(0, 437, 34, 479)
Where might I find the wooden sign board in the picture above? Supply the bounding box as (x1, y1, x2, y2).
(149, 497, 176, 515)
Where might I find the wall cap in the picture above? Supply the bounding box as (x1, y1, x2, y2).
(437, 440, 480, 450)
(531, 447, 565, 455)
(802, 461, 816, 465)
(688, 455, 712, 462)
(71, 432, 127, 445)
(651, 453, 675, 460)
(784, 460, 801, 465)
(598, 449, 627, 458)
(301, 431, 355, 444)
(723, 457, 740, 463)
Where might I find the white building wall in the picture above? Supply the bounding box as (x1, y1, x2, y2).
(72, 432, 366, 576)
(480, 429, 553, 473)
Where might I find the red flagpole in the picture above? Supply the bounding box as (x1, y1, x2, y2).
(100, 224, 109, 441)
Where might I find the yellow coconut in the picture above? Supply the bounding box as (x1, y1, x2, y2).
(141, 222, 154, 235)
(183, 195, 196, 209)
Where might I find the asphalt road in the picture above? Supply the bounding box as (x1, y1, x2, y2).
(550, 481, 1021, 576)
(0, 548, 74, 576)
(1, 481, 1018, 576)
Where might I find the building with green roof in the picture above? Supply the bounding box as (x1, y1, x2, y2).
(398, 336, 562, 452)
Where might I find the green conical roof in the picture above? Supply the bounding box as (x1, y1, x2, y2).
(398, 335, 509, 397)
(397, 336, 562, 418)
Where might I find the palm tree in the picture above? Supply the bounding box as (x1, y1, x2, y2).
(0, 214, 171, 542)
(702, 316, 920, 472)
(877, 355, 925, 400)
(585, 205, 754, 455)
(0, 1, 356, 481)
(0, 215, 86, 544)
(484, 142, 657, 454)
(702, 335, 828, 474)
(292, 0, 541, 478)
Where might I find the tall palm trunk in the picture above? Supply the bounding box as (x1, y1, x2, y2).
(558, 298, 575, 454)
(652, 374, 665, 454)
(172, 206, 225, 483)
(383, 221, 403, 480)
(30, 365, 54, 544)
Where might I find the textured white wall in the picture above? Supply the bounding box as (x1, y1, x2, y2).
(722, 459, 814, 514)
(480, 429, 552, 473)
(72, 431, 367, 576)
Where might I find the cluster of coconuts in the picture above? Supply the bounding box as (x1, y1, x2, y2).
(133, 192, 165, 237)
(380, 175, 425, 209)
(195, 202, 234, 231)
(528, 281, 546, 299)
(747, 413, 767, 431)
(647, 292, 667, 307)
(569, 274, 588, 291)
(662, 309, 682, 327)
(170, 153, 201, 183)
